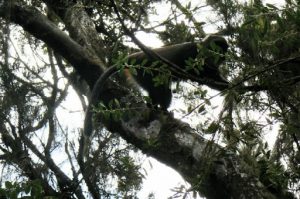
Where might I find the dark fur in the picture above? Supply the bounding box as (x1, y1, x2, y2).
(129, 35, 228, 109)
(84, 35, 228, 136)
(84, 65, 119, 137)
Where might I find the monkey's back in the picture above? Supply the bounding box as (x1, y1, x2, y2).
(125, 36, 228, 109)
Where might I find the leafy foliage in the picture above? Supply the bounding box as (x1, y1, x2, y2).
(0, 0, 299, 198)
(0, 180, 47, 199)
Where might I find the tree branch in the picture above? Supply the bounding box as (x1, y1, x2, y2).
(0, 1, 290, 198)
(0, 1, 104, 88)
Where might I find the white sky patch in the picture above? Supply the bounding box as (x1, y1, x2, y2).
(138, 157, 200, 199)
(55, 88, 85, 130)
(136, 31, 164, 47)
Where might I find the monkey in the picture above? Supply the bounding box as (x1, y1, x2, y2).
(83, 35, 229, 137)
(128, 35, 229, 109)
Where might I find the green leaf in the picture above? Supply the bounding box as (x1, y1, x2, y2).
(266, 3, 278, 10)
(114, 99, 120, 108)
(130, 58, 137, 65)
(266, 150, 271, 159)
(150, 60, 160, 67)
(198, 105, 205, 113)
(128, 67, 137, 76)
(186, 2, 191, 9)
(141, 58, 148, 66)
(5, 181, 13, 189)
(206, 122, 219, 134)
(24, 184, 31, 194)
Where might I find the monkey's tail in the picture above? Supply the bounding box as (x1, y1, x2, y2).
(83, 64, 119, 137)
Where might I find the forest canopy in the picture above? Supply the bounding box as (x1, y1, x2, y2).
(0, 0, 299, 199)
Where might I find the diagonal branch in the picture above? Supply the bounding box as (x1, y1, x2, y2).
(0, 1, 104, 88)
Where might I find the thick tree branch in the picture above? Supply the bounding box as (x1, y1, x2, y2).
(0, 1, 104, 88)
(42, 0, 108, 62)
